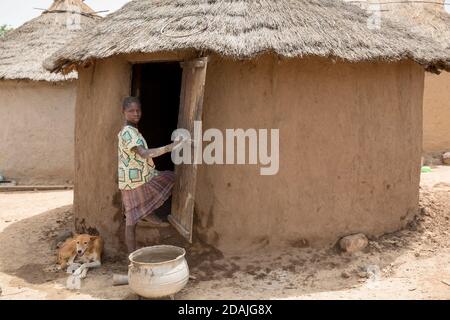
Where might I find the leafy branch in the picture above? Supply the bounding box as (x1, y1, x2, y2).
(0, 24, 13, 37)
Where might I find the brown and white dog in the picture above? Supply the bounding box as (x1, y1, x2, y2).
(57, 234, 104, 278)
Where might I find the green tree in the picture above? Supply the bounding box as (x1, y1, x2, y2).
(0, 24, 13, 37)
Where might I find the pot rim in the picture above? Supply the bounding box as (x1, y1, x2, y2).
(128, 245, 186, 266)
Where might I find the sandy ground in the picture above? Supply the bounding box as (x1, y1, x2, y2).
(1, 167, 450, 300)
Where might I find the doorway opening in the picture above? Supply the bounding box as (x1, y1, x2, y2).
(131, 62, 183, 171)
(131, 62, 183, 218)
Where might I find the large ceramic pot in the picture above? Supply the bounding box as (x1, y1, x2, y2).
(128, 245, 189, 298)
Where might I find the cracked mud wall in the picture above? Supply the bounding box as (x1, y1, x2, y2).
(195, 55, 424, 254)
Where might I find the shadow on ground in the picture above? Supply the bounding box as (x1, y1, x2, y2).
(0, 205, 131, 299)
(1, 187, 448, 299)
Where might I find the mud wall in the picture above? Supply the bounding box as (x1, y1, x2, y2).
(0, 80, 76, 184)
(195, 55, 424, 254)
(74, 54, 423, 255)
(73, 58, 132, 255)
(423, 72, 450, 153)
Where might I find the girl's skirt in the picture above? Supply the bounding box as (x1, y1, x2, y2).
(121, 170, 175, 226)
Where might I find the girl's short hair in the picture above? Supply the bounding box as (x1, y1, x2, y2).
(122, 96, 141, 110)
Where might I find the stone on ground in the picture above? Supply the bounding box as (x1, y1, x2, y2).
(339, 233, 369, 253)
(442, 152, 450, 165)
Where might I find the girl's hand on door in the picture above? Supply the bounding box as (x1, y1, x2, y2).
(171, 139, 185, 151)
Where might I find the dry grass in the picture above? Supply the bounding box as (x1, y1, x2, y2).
(353, 1, 449, 46)
(44, 0, 449, 74)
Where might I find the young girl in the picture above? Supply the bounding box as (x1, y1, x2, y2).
(118, 96, 179, 253)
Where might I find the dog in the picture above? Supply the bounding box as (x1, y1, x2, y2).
(57, 234, 104, 279)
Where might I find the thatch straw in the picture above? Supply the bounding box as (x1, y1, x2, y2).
(352, 1, 449, 50)
(0, 0, 100, 82)
(45, 0, 450, 74)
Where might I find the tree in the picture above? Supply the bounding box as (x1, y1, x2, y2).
(0, 24, 13, 37)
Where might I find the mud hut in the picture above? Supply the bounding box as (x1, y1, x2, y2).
(353, 1, 450, 158)
(45, 0, 449, 255)
(0, 0, 99, 185)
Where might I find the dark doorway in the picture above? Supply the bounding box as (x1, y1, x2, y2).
(131, 62, 182, 171)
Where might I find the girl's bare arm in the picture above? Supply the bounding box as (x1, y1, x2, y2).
(132, 140, 182, 159)
(131, 144, 172, 159)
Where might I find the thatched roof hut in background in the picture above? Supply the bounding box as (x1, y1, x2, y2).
(45, 0, 449, 255)
(0, 0, 99, 81)
(0, 0, 99, 185)
(352, 0, 450, 158)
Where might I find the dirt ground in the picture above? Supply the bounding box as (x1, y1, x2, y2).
(1, 167, 450, 300)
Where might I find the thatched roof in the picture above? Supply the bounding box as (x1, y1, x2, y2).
(0, 0, 100, 82)
(45, 0, 450, 74)
(353, 1, 450, 53)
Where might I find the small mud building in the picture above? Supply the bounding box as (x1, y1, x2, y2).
(354, 1, 450, 157)
(45, 0, 449, 254)
(0, 0, 99, 184)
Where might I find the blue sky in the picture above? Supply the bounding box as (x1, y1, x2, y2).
(1, 1, 449, 28)
(0, 0, 131, 27)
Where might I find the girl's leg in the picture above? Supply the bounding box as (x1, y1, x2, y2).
(125, 224, 137, 254)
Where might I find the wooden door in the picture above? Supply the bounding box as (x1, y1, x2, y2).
(168, 57, 208, 242)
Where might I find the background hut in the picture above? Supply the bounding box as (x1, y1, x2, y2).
(353, 0, 450, 160)
(0, 0, 99, 185)
(45, 0, 449, 255)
